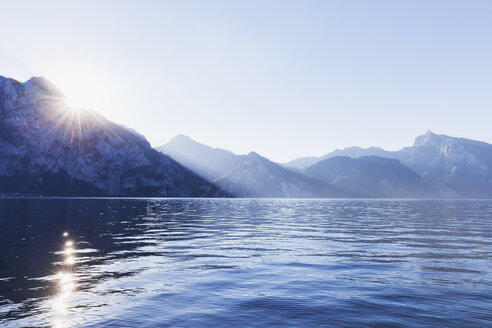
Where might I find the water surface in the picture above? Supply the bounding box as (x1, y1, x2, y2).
(0, 198, 491, 327)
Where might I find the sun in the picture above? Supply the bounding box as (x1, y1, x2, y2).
(60, 77, 103, 111)
(64, 91, 92, 111)
(49, 68, 118, 114)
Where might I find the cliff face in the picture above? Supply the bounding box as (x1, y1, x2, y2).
(0, 76, 224, 197)
(397, 131, 492, 197)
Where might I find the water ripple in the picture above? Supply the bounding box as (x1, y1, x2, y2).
(0, 198, 491, 327)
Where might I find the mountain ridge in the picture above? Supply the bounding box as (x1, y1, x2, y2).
(157, 134, 246, 181)
(0, 75, 225, 197)
(4, 75, 492, 198)
(212, 151, 339, 198)
(159, 132, 492, 198)
(306, 156, 434, 198)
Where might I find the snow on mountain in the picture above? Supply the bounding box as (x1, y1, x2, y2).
(0, 75, 224, 197)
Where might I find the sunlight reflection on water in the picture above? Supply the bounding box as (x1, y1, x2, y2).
(51, 234, 77, 327)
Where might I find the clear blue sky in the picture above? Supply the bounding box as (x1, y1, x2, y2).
(2, 0, 492, 162)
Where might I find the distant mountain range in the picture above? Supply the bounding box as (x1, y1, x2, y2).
(212, 152, 340, 198)
(2, 75, 492, 198)
(285, 130, 492, 198)
(0, 75, 224, 197)
(305, 156, 432, 198)
(159, 131, 492, 198)
(284, 146, 393, 169)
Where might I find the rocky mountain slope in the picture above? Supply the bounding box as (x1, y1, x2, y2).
(398, 131, 492, 197)
(6, 73, 487, 199)
(0, 75, 224, 197)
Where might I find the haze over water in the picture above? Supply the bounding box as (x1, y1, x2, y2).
(0, 198, 491, 327)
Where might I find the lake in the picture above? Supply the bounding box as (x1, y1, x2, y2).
(0, 198, 491, 327)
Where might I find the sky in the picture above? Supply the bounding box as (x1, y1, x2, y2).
(1, 0, 492, 162)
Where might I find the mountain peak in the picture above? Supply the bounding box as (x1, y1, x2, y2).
(246, 151, 273, 164)
(26, 76, 49, 85)
(24, 76, 63, 97)
(174, 134, 192, 140)
(414, 130, 448, 147)
(169, 134, 194, 143)
(158, 134, 244, 181)
(0, 76, 223, 197)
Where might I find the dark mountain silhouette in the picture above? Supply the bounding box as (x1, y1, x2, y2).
(0, 75, 225, 197)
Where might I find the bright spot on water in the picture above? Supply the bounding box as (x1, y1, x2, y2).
(52, 291, 71, 314)
(51, 236, 79, 327)
(53, 319, 68, 328)
(62, 283, 76, 292)
(65, 256, 75, 265)
(57, 272, 72, 284)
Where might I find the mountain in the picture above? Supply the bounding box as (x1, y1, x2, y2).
(284, 146, 394, 169)
(287, 130, 492, 198)
(5, 75, 488, 199)
(0, 75, 224, 197)
(397, 131, 492, 197)
(157, 135, 245, 181)
(157, 131, 492, 198)
(213, 152, 338, 198)
(283, 156, 323, 171)
(157, 137, 338, 197)
(305, 156, 434, 198)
